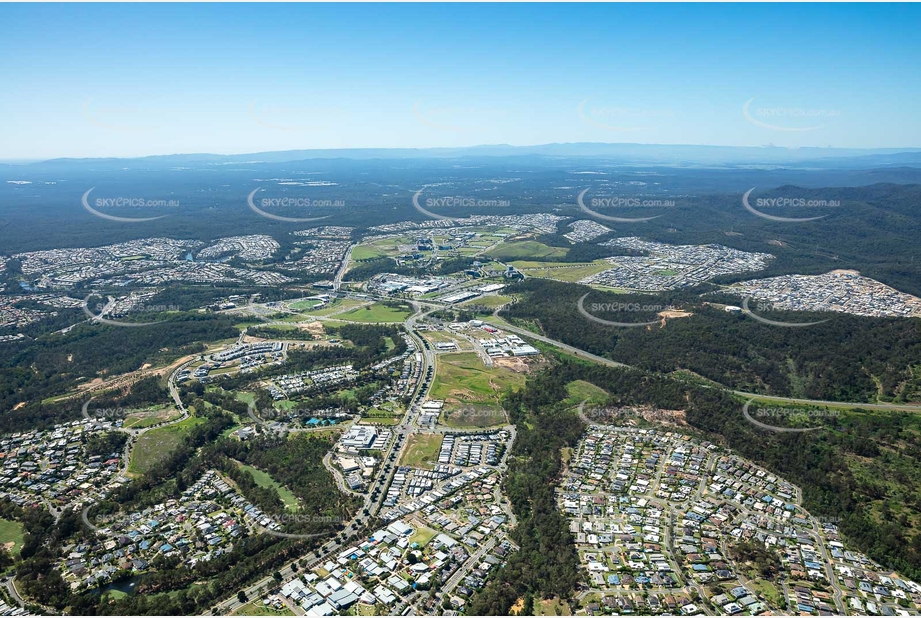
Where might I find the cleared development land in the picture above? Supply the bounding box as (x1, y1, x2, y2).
(485, 240, 568, 260)
(430, 352, 525, 426)
(399, 433, 444, 468)
(508, 260, 612, 283)
(127, 416, 205, 476)
(337, 302, 412, 323)
(122, 406, 182, 430)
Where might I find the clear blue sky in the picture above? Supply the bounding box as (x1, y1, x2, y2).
(1, 3, 919, 159)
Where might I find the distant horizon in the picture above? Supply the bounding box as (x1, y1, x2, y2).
(2, 4, 920, 159)
(5, 140, 921, 166)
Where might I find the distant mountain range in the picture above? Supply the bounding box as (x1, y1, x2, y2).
(15, 142, 921, 170)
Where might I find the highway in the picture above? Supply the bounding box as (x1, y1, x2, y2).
(493, 308, 921, 414)
(332, 243, 355, 291)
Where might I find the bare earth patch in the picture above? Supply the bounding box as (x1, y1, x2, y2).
(492, 356, 529, 372)
(659, 309, 693, 319)
(657, 309, 694, 327)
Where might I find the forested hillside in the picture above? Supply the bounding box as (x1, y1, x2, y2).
(502, 279, 921, 403)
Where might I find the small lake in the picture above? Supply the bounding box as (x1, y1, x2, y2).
(94, 575, 143, 597)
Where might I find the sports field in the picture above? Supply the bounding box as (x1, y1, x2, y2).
(0, 518, 25, 556)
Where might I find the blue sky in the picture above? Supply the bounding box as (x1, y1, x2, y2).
(1, 3, 919, 159)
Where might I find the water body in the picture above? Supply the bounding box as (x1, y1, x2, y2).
(94, 575, 143, 597)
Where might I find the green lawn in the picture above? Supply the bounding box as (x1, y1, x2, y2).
(421, 330, 470, 349)
(363, 405, 403, 425)
(235, 391, 257, 405)
(234, 461, 299, 511)
(409, 525, 439, 547)
(748, 579, 784, 608)
(564, 380, 609, 406)
(350, 244, 389, 261)
(536, 597, 572, 616)
(128, 416, 205, 476)
(0, 518, 25, 556)
(349, 236, 413, 263)
(485, 240, 569, 260)
(399, 434, 444, 469)
(460, 294, 512, 309)
(454, 246, 484, 256)
(508, 260, 612, 283)
(292, 297, 367, 316)
(362, 416, 403, 425)
(337, 303, 412, 323)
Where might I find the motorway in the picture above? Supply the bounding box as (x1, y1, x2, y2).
(492, 308, 921, 414)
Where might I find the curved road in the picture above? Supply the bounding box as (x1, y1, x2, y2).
(495, 309, 921, 413)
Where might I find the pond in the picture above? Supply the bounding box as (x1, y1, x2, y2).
(94, 575, 143, 597)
